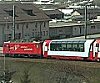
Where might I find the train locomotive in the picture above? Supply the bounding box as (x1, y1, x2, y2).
(3, 38, 100, 61)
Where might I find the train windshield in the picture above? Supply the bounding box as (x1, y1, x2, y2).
(50, 41, 85, 52)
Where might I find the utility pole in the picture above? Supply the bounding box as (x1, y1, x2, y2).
(3, 52, 5, 83)
(40, 22, 42, 40)
(85, 4, 87, 39)
(12, 5, 15, 40)
(3, 17, 8, 83)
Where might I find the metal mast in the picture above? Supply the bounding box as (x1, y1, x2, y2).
(85, 5, 87, 39)
(12, 5, 15, 40)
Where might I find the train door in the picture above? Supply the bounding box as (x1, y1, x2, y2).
(35, 42, 43, 56)
(93, 43, 100, 60)
(3, 43, 10, 54)
(43, 42, 48, 58)
(43, 40, 51, 58)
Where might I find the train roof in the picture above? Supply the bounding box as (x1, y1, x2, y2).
(52, 38, 94, 41)
(49, 38, 95, 44)
(4, 38, 43, 43)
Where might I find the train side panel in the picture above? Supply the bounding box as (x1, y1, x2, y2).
(43, 40, 51, 58)
(3, 42, 10, 54)
(43, 39, 94, 60)
(3, 42, 43, 57)
(93, 39, 100, 61)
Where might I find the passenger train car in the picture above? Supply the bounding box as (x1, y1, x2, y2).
(3, 38, 100, 61)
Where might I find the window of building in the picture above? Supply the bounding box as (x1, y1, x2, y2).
(43, 31, 45, 36)
(37, 32, 39, 36)
(40, 23, 42, 31)
(23, 9, 36, 16)
(46, 31, 48, 35)
(35, 23, 37, 28)
(35, 32, 37, 36)
(59, 29, 62, 32)
(15, 33, 21, 39)
(74, 28, 77, 30)
(17, 24, 19, 29)
(79, 27, 82, 34)
(91, 25, 95, 29)
(26, 23, 28, 29)
(7, 25, 9, 29)
(32, 32, 34, 37)
(5, 34, 12, 41)
(43, 22, 46, 27)
(4, 10, 18, 17)
(40, 32, 42, 36)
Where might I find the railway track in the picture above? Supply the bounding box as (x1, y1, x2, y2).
(0, 55, 100, 68)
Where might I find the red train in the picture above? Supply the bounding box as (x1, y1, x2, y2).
(3, 38, 100, 61)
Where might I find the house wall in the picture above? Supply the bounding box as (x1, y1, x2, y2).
(64, 26, 72, 37)
(49, 26, 72, 39)
(4, 23, 13, 41)
(0, 25, 5, 46)
(56, 27, 66, 38)
(0, 21, 49, 46)
(95, 23, 100, 33)
(88, 23, 100, 34)
(72, 22, 100, 37)
(72, 25, 84, 36)
(49, 21, 100, 39)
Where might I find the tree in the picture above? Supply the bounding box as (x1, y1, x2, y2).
(0, 69, 16, 83)
(94, 0, 100, 6)
(20, 67, 31, 83)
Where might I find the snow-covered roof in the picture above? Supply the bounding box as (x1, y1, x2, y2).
(59, 9, 73, 15)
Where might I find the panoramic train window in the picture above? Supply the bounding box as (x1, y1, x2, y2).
(50, 42, 62, 51)
(72, 43, 78, 51)
(50, 41, 85, 52)
(62, 43, 67, 51)
(78, 43, 84, 52)
(50, 43, 56, 51)
(66, 43, 72, 51)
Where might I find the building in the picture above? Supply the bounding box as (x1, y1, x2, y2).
(49, 20, 100, 39)
(0, 3, 50, 46)
(71, 7, 100, 21)
(58, 8, 73, 20)
(43, 9, 64, 19)
(49, 21, 83, 39)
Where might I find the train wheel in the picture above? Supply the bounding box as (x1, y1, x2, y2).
(12, 54, 17, 58)
(5, 54, 10, 57)
(83, 57, 88, 61)
(96, 58, 100, 62)
(40, 55, 43, 59)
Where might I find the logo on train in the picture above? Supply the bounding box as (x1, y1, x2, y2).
(14, 45, 20, 50)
